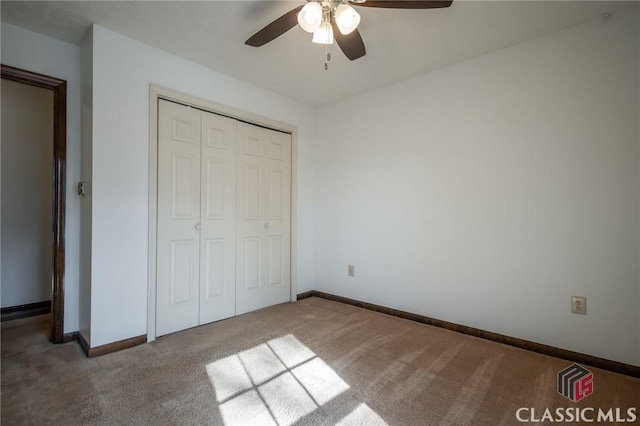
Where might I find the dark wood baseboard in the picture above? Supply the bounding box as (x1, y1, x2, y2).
(1, 301, 51, 322)
(78, 333, 147, 358)
(299, 290, 640, 378)
(296, 291, 314, 300)
(78, 333, 90, 355)
(63, 331, 78, 343)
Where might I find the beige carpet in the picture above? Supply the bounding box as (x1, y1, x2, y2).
(2, 297, 638, 425)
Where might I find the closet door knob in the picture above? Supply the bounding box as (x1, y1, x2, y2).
(195, 224, 201, 231)
(264, 223, 270, 229)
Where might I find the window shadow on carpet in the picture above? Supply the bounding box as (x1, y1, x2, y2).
(206, 334, 387, 426)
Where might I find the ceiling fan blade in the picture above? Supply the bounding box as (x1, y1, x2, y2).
(350, 0, 452, 9)
(331, 20, 366, 61)
(245, 5, 304, 47)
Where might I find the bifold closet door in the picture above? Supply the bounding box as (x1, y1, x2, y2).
(157, 100, 238, 336)
(199, 111, 237, 324)
(236, 122, 291, 315)
(157, 99, 291, 336)
(157, 100, 202, 336)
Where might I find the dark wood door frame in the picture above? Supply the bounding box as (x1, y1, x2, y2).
(1, 64, 67, 344)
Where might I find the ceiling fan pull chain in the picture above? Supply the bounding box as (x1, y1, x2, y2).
(325, 43, 331, 70)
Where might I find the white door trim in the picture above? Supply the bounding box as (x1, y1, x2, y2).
(147, 85, 298, 342)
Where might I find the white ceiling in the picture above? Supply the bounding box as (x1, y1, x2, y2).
(1, 1, 634, 105)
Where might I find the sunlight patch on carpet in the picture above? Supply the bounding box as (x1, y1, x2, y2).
(218, 389, 276, 426)
(336, 403, 388, 425)
(259, 372, 317, 424)
(239, 343, 287, 385)
(206, 334, 387, 426)
(206, 354, 253, 402)
(292, 357, 349, 406)
(267, 334, 315, 368)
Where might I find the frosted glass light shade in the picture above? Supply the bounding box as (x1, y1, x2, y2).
(298, 2, 323, 33)
(334, 4, 360, 35)
(312, 21, 334, 45)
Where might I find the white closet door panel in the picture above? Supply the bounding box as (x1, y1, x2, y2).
(267, 236, 283, 286)
(243, 236, 261, 291)
(203, 238, 225, 296)
(236, 123, 265, 314)
(263, 130, 291, 307)
(200, 111, 237, 324)
(236, 123, 291, 315)
(157, 100, 201, 336)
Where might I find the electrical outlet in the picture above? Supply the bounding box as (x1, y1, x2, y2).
(348, 265, 355, 277)
(571, 296, 587, 315)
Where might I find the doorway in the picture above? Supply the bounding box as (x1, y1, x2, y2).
(0, 64, 67, 344)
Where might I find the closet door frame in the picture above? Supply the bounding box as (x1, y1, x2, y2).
(147, 85, 298, 342)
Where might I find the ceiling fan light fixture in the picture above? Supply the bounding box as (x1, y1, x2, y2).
(312, 20, 334, 44)
(297, 2, 323, 33)
(334, 4, 361, 35)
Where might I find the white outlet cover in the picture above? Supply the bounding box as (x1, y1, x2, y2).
(571, 296, 586, 315)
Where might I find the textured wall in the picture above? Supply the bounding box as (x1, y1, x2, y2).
(314, 9, 640, 365)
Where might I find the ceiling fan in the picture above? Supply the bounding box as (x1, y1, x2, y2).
(245, 0, 453, 65)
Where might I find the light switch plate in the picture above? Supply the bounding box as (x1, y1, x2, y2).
(348, 265, 355, 277)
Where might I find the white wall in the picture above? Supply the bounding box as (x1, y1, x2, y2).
(88, 25, 316, 347)
(79, 27, 93, 344)
(1, 80, 53, 307)
(314, 9, 640, 366)
(1, 23, 82, 333)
